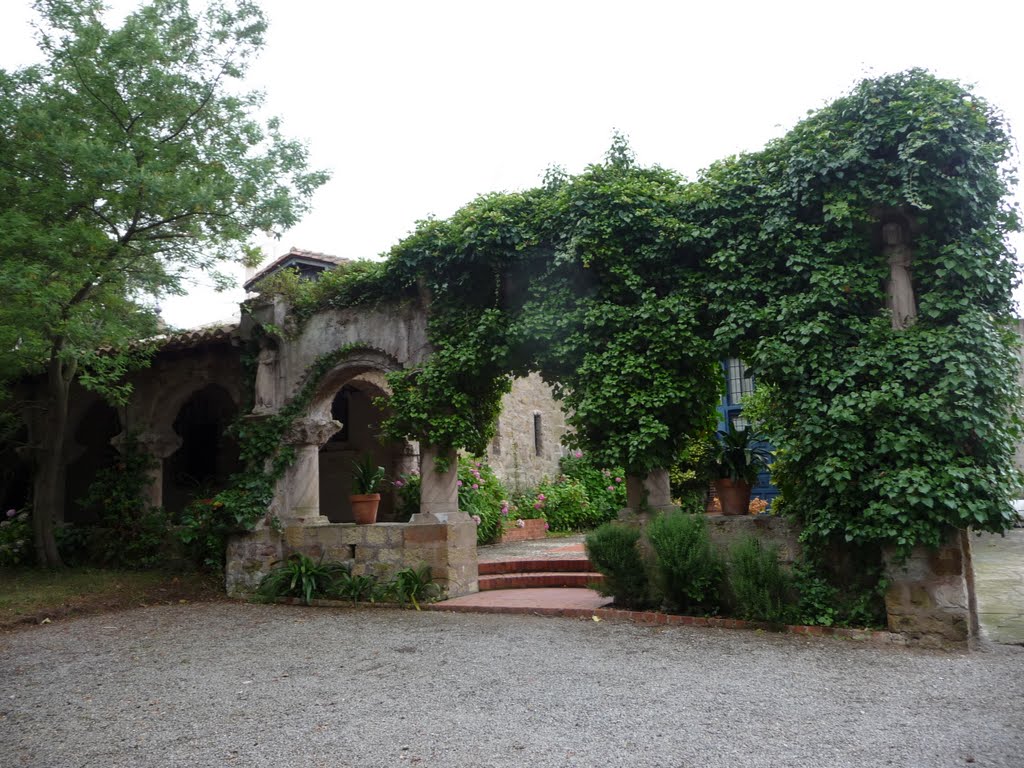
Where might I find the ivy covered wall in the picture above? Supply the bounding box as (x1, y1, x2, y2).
(258, 70, 1021, 560)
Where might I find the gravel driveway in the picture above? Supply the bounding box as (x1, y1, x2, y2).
(2, 602, 1022, 767)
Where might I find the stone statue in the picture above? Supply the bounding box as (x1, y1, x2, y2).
(253, 346, 278, 413)
(883, 220, 917, 331)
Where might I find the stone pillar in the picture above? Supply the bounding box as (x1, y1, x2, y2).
(414, 447, 460, 521)
(113, 430, 182, 510)
(883, 528, 977, 646)
(409, 446, 478, 597)
(276, 416, 341, 525)
(623, 469, 675, 517)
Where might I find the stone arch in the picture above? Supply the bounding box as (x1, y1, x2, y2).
(162, 383, 241, 516)
(303, 350, 415, 523)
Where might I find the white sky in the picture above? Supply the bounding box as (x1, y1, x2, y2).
(2, 0, 1023, 328)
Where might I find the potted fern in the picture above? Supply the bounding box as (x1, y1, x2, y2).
(350, 453, 386, 524)
(711, 427, 772, 516)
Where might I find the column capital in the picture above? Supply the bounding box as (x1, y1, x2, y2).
(284, 417, 341, 447)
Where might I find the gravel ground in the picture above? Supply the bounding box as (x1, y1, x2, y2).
(1, 602, 1022, 768)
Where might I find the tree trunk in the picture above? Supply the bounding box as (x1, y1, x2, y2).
(30, 352, 75, 568)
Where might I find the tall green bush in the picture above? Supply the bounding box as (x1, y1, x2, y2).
(727, 537, 792, 623)
(585, 523, 650, 609)
(646, 511, 723, 614)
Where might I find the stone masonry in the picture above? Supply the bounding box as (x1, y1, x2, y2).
(487, 373, 568, 491)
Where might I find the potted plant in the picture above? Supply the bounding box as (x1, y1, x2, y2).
(350, 453, 386, 524)
(711, 427, 772, 516)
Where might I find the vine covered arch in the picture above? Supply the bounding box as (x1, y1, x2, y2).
(256, 70, 1021, 568)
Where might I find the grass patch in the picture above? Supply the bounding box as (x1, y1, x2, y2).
(0, 568, 224, 631)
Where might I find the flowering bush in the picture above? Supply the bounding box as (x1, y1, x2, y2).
(531, 453, 627, 532)
(0, 507, 33, 566)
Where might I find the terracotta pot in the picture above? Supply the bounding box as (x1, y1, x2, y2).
(349, 493, 381, 524)
(713, 478, 752, 516)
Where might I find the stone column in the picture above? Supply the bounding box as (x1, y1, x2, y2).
(276, 416, 341, 526)
(623, 468, 675, 518)
(413, 447, 461, 522)
(113, 430, 182, 510)
(883, 528, 977, 646)
(408, 446, 478, 597)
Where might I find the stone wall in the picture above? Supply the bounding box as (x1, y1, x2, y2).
(883, 528, 977, 646)
(226, 520, 477, 599)
(704, 515, 802, 565)
(487, 373, 568, 492)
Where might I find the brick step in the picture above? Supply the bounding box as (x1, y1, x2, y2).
(479, 571, 605, 591)
(479, 558, 597, 576)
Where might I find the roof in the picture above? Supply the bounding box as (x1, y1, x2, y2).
(155, 322, 240, 351)
(243, 248, 349, 292)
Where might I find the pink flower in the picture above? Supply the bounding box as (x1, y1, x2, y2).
(533, 502, 542, 509)
(393, 479, 405, 488)
(607, 486, 614, 492)
(472, 514, 481, 526)
(456, 480, 463, 487)
(515, 519, 525, 528)
(5, 509, 15, 519)
(472, 483, 479, 490)
(537, 493, 546, 501)
(573, 450, 583, 459)
(544, 522, 550, 530)
(615, 477, 623, 483)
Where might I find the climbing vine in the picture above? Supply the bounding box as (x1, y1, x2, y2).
(259, 70, 1021, 560)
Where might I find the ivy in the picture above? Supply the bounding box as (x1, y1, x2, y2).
(267, 70, 1021, 562)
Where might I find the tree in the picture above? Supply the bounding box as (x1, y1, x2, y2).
(0, 0, 329, 567)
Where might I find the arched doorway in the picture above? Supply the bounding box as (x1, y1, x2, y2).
(163, 384, 240, 517)
(318, 373, 412, 523)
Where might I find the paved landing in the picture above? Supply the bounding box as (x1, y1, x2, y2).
(973, 528, 1024, 645)
(433, 586, 612, 613)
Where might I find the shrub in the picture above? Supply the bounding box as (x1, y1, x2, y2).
(0, 507, 33, 566)
(646, 511, 724, 614)
(558, 452, 627, 522)
(727, 537, 792, 623)
(76, 436, 172, 569)
(256, 553, 350, 605)
(324, 568, 380, 604)
(585, 523, 650, 609)
(385, 564, 441, 609)
(792, 549, 888, 629)
(530, 477, 588, 532)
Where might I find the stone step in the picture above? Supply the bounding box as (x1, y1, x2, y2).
(479, 571, 604, 591)
(479, 558, 597, 576)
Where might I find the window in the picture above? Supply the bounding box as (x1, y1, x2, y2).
(725, 358, 754, 405)
(533, 413, 543, 457)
